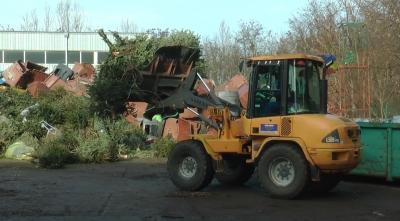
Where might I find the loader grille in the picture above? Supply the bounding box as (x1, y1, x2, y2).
(281, 117, 292, 136)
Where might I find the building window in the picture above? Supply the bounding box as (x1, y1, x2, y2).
(26, 51, 45, 63)
(4, 50, 24, 63)
(47, 51, 65, 64)
(98, 52, 108, 64)
(68, 51, 80, 64)
(0, 51, 3, 63)
(81, 52, 94, 63)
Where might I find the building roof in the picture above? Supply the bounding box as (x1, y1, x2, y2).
(0, 31, 152, 51)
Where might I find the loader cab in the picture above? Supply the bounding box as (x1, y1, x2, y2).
(246, 56, 324, 119)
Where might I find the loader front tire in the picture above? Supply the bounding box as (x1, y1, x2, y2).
(257, 143, 309, 199)
(215, 155, 255, 186)
(167, 139, 215, 191)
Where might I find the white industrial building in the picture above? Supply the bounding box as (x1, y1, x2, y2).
(0, 31, 146, 72)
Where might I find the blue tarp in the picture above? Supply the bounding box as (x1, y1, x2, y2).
(318, 54, 337, 63)
(0, 70, 5, 85)
(317, 54, 338, 75)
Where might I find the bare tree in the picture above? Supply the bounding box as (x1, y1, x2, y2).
(17, 0, 90, 32)
(119, 18, 139, 33)
(370, 64, 399, 118)
(0, 24, 14, 31)
(201, 20, 280, 85)
(355, 0, 400, 118)
(20, 9, 39, 31)
(284, 0, 346, 55)
(43, 2, 54, 31)
(234, 20, 270, 57)
(202, 21, 242, 85)
(56, 0, 88, 32)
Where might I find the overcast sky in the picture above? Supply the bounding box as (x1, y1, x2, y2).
(0, 0, 309, 38)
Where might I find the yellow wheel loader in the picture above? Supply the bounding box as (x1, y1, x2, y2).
(143, 53, 362, 199)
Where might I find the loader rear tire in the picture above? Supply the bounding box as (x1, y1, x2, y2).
(215, 155, 255, 186)
(167, 139, 215, 191)
(257, 143, 309, 199)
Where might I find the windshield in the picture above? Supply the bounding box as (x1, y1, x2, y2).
(250, 59, 322, 118)
(288, 59, 321, 114)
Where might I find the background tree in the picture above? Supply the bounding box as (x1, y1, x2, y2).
(157, 29, 201, 49)
(234, 20, 272, 57)
(20, 9, 39, 31)
(55, 0, 88, 32)
(275, 0, 400, 119)
(17, 0, 90, 32)
(202, 21, 241, 85)
(355, 0, 400, 118)
(43, 2, 54, 31)
(281, 0, 352, 116)
(201, 20, 280, 85)
(0, 24, 13, 31)
(119, 18, 139, 33)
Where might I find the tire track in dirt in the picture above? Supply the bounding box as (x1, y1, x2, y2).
(98, 193, 113, 216)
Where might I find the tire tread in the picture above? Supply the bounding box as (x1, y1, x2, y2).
(257, 143, 309, 199)
(167, 139, 215, 191)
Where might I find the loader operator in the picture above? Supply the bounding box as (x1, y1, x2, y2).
(263, 71, 281, 115)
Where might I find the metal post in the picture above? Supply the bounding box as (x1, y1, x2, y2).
(64, 32, 69, 65)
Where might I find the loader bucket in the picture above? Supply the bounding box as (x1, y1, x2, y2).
(137, 46, 200, 104)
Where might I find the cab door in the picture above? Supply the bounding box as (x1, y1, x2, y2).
(244, 62, 284, 137)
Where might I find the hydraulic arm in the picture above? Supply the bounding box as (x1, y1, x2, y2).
(143, 68, 242, 130)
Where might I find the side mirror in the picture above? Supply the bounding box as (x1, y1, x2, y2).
(238, 59, 244, 73)
(246, 61, 252, 67)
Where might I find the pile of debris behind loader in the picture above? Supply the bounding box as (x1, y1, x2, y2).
(0, 60, 96, 98)
(0, 46, 249, 143)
